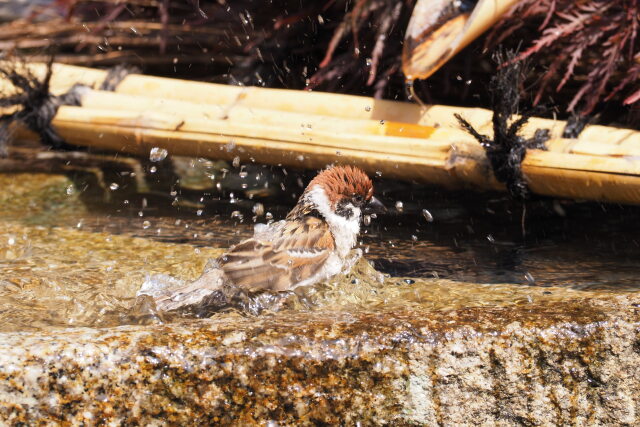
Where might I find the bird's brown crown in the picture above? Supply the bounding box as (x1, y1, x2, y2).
(308, 165, 373, 206)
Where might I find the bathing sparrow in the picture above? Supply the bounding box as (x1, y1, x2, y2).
(219, 165, 384, 291)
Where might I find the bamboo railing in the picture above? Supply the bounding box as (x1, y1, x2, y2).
(3, 62, 640, 204)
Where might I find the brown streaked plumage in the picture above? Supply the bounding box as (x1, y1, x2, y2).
(218, 165, 378, 292)
(220, 216, 334, 291)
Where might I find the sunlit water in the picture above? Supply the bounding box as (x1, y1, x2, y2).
(0, 172, 638, 332)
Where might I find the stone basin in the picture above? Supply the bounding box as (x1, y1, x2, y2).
(2, 295, 640, 425)
(0, 173, 639, 425)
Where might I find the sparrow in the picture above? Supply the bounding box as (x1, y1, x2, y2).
(140, 165, 384, 311)
(218, 165, 384, 292)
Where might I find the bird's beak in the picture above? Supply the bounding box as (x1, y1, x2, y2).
(364, 196, 386, 214)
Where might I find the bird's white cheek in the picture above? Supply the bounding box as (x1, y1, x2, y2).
(307, 187, 361, 255)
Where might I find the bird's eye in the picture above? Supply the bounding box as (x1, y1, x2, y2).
(352, 194, 363, 205)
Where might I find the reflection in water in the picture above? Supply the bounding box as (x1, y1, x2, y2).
(0, 172, 638, 332)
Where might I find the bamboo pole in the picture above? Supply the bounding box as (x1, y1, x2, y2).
(8, 62, 572, 139)
(18, 62, 638, 150)
(75, 89, 439, 140)
(2, 63, 640, 204)
(49, 105, 466, 187)
(34, 104, 639, 204)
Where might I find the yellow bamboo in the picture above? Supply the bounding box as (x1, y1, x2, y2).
(2, 62, 640, 205)
(74, 89, 640, 160)
(35, 105, 639, 203)
(75, 89, 439, 141)
(11, 62, 635, 146)
(50, 106, 460, 187)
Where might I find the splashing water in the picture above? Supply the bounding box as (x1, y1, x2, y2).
(0, 172, 638, 332)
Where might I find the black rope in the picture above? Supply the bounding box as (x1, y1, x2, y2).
(454, 51, 550, 200)
(0, 58, 88, 152)
(562, 114, 590, 138)
(0, 60, 141, 155)
(99, 64, 140, 92)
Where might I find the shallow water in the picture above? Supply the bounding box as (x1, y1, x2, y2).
(0, 172, 638, 332)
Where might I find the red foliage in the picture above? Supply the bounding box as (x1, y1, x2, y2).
(490, 0, 640, 115)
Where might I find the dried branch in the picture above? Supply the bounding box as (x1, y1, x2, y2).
(490, 0, 640, 116)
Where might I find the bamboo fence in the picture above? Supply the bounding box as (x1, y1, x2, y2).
(3, 62, 640, 204)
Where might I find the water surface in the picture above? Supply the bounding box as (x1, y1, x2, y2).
(0, 172, 637, 332)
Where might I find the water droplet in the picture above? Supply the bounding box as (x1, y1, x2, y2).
(149, 166, 157, 173)
(422, 208, 433, 222)
(149, 147, 168, 162)
(395, 201, 403, 212)
(411, 235, 418, 241)
(524, 272, 535, 284)
(138, 211, 144, 217)
(7, 236, 15, 245)
(379, 120, 385, 125)
(239, 171, 248, 179)
(366, 58, 372, 67)
(552, 201, 566, 217)
(142, 220, 151, 229)
(265, 212, 273, 220)
(196, 209, 203, 216)
(109, 183, 119, 191)
(65, 185, 75, 195)
(231, 211, 243, 220)
(232, 156, 240, 168)
(404, 279, 415, 285)
(375, 171, 382, 177)
(363, 215, 371, 226)
(364, 106, 371, 112)
(486, 234, 495, 243)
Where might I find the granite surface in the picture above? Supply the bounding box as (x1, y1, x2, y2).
(1, 172, 639, 425)
(1, 294, 639, 425)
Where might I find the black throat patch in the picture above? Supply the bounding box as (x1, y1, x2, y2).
(335, 199, 354, 219)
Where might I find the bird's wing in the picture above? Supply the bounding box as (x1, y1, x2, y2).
(219, 216, 335, 292)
